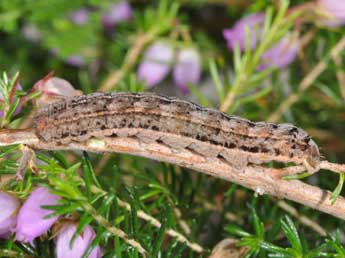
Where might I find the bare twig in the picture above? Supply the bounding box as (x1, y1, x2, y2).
(275, 199, 327, 236)
(332, 53, 345, 100)
(268, 36, 345, 123)
(173, 207, 192, 235)
(81, 201, 147, 256)
(117, 198, 203, 253)
(99, 29, 159, 92)
(1, 129, 345, 220)
(319, 161, 345, 174)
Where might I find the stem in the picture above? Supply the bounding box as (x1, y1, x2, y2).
(268, 36, 345, 123)
(99, 28, 161, 92)
(1, 129, 345, 220)
(220, 4, 293, 112)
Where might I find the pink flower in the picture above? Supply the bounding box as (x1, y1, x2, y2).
(0, 192, 20, 237)
(33, 72, 82, 106)
(316, 0, 345, 27)
(173, 48, 201, 94)
(15, 187, 60, 244)
(65, 55, 85, 67)
(223, 13, 265, 51)
(257, 34, 299, 71)
(223, 13, 299, 70)
(102, 0, 133, 28)
(137, 41, 174, 87)
(69, 8, 90, 25)
(56, 222, 101, 258)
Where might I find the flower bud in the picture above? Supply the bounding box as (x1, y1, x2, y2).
(0, 192, 20, 237)
(102, 1, 132, 28)
(137, 41, 174, 87)
(15, 187, 60, 244)
(56, 222, 101, 258)
(223, 13, 265, 51)
(33, 73, 82, 106)
(257, 34, 299, 71)
(315, 0, 345, 27)
(173, 48, 201, 94)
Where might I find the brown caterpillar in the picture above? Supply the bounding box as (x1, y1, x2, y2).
(33, 92, 321, 172)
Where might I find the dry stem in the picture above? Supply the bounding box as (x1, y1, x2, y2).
(268, 36, 345, 123)
(1, 129, 345, 221)
(275, 199, 327, 236)
(82, 202, 147, 256)
(117, 198, 203, 253)
(99, 29, 159, 92)
(332, 53, 345, 100)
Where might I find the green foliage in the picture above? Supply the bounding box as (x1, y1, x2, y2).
(226, 211, 340, 257)
(1, 0, 345, 257)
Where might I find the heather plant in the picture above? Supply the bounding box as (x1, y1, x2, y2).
(1, 0, 345, 257)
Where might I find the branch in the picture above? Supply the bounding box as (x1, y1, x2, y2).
(1, 129, 345, 221)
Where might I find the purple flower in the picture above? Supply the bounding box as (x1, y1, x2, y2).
(33, 73, 82, 106)
(173, 48, 201, 94)
(15, 187, 60, 244)
(137, 41, 174, 87)
(223, 13, 299, 70)
(56, 223, 101, 258)
(69, 8, 89, 25)
(102, 1, 133, 28)
(316, 0, 345, 27)
(223, 13, 265, 51)
(65, 55, 85, 67)
(0, 192, 20, 237)
(257, 34, 299, 71)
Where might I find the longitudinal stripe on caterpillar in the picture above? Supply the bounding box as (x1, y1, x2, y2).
(33, 92, 321, 172)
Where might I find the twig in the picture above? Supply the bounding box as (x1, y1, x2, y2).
(82, 201, 147, 256)
(77, 173, 201, 252)
(173, 207, 192, 235)
(99, 29, 159, 92)
(196, 197, 244, 224)
(95, 153, 112, 174)
(116, 198, 204, 253)
(1, 129, 345, 220)
(332, 53, 345, 100)
(275, 199, 327, 236)
(319, 161, 345, 174)
(268, 36, 345, 123)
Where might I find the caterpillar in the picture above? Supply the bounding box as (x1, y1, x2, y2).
(34, 92, 321, 172)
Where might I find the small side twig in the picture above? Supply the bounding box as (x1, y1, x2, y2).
(319, 161, 345, 174)
(117, 198, 204, 253)
(82, 201, 147, 256)
(275, 199, 327, 236)
(268, 36, 345, 123)
(99, 29, 159, 92)
(332, 53, 345, 100)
